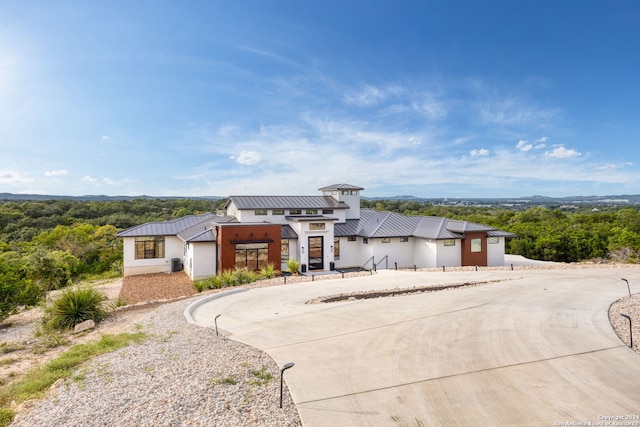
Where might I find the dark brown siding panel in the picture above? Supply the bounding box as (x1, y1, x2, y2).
(217, 224, 282, 272)
(461, 232, 488, 266)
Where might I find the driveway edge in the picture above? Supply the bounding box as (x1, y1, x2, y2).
(184, 288, 248, 325)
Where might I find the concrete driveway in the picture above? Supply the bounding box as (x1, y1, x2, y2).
(188, 267, 640, 426)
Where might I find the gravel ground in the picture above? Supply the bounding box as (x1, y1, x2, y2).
(12, 298, 302, 427)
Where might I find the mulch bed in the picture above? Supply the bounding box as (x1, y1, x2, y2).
(119, 272, 198, 305)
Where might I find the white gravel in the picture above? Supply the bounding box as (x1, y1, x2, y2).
(11, 298, 301, 427)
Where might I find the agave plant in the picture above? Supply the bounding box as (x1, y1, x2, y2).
(286, 259, 301, 275)
(45, 287, 108, 330)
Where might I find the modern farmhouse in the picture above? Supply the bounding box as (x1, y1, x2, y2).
(117, 184, 516, 280)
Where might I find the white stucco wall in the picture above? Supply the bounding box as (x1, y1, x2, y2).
(487, 237, 506, 266)
(414, 239, 437, 268)
(122, 236, 183, 276)
(436, 240, 462, 267)
(333, 237, 361, 269)
(367, 238, 415, 269)
(189, 242, 216, 280)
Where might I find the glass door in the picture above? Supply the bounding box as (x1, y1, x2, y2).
(308, 236, 324, 270)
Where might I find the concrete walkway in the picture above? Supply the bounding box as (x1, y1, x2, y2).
(188, 267, 640, 426)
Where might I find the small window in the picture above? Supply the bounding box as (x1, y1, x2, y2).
(281, 239, 289, 261)
(309, 223, 325, 230)
(341, 190, 349, 195)
(334, 237, 340, 260)
(471, 238, 482, 253)
(363, 237, 368, 244)
(255, 209, 268, 216)
(273, 209, 284, 215)
(289, 209, 301, 215)
(444, 239, 456, 246)
(350, 190, 358, 195)
(322, 209, 334, 214)
(488, 237, 499, 244)
(400, 237, 409, 242)
(381, 237, 390, 243)
(347, 236, 357, 242)
(306, 209, 318, 215)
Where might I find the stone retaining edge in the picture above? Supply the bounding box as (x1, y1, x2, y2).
(183, 288, 248, 325)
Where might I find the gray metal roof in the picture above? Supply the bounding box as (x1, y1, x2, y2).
(334, 209, 510, 240)
(116, 213, 216, 237)
(317, 183, 364, 191)
(281, 224, 298, 240)
(177, 215, 237, 243)
(225, 195, 349, 210)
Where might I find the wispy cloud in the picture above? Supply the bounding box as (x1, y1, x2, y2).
(343, 84, 404, 107)
(470, 148, 490, 156)
(44, 169, 69, 177)
(0, 170, 33, 184)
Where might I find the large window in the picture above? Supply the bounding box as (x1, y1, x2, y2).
(334, 237, 340, 260)
(281, 239, 289, 261)
(235, 243, 269, 271)
(135, 237, 165, 259)
(471, 238, 482, 253)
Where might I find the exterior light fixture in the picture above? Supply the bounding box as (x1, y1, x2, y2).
(279, 362, 295, 408)
(301, 246, 304, 253)
(330, 245, 333, 252)
(214, 314, 221, 336)
(621, 313, 633, 348)
(622, 278, 631, 298)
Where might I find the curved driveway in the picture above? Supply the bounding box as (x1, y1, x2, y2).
(189, 268, 640, 426)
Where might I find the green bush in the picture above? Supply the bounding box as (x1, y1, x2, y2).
(44, 287, 108, 330)
(286, 259, 301, 275)
(233, 267, 259, 284)
(260, 263, 280, 279)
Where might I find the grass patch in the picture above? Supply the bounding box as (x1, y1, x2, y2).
(0, 343, 25, 355)
(0, 332, 146, 427)
(248, 366, 273, 386)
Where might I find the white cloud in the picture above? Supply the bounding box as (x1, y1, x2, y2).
(234, 150, 262, 165)
(344, 84, 403, 107)
(101, 135, 109, 141)
(0, 170, 32, 184)
(516, 140, 533, 151)
(44, 169, 69, 177)
(470, 148, 490, 156)
(544, 146, 581, 159)
(82, 175, 97, 183)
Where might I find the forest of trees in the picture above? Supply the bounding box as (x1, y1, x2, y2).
(1, 196, 639, 320)
(0, 198, 225, 320)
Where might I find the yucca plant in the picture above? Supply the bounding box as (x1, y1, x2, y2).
(260, 263, 280, 279)
(286, 259, 301, 275)
(220, 270, 237, 287)
(233, 267, 260, 284)
(44, 287, 108, 330)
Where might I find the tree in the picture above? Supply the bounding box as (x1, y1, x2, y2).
(0, 258, 41, 322)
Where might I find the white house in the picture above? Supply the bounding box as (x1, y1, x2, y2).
(117, 184, 516, 279)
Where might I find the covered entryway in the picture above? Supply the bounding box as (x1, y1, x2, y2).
(308, 236, 324, 270)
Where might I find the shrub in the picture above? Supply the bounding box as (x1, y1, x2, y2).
(260, 263, 280, 279)
(44, 287, 108, 330)
(220, 270, 237, 287)
(286, 259, 301, 275)
(233, 267, 259, 284)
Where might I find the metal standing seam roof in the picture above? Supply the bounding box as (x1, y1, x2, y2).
(225, 195, 349, 210)
(116, 213, 217, 237)
(334, 209, 510, 240)
(317, 183, 365, 191)
(177, 215, 237, 243)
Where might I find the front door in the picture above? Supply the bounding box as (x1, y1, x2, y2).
(308, 236, 324, 270)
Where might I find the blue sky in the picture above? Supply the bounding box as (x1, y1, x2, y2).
(1, 1, 639, 198)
